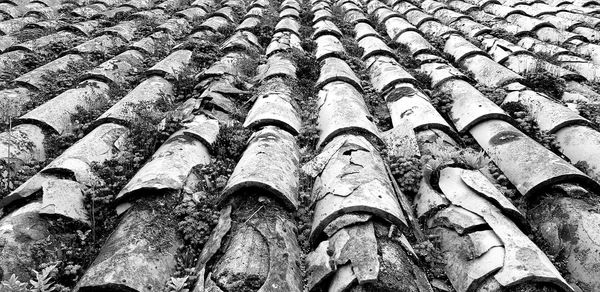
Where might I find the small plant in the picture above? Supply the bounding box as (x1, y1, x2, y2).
(413, 240, 446, 278)
(167, 276, 189, 292)
(249, 7, 278, 48)
(523, 66, 566, 100)
(430, 91, 453, 119)
(341, 37, 363, 58)
(30, 264, 58, 292)
(385, 154, 423, 196)
(501, 102, 562, 155)
(186, 40, 224, 70)
(476, 84, 507, 105)
(422, 146, 490, 181)
(488, 28, 521, 45)
(577, 102, 600, 129)
(1, 275, 28, 292)
(216, 24, 236, 41)
(331, 5, 354, 37)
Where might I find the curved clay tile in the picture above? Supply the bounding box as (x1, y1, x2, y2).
(274, 16, 300, 35)
(366, 55, 416, 93)
(0, 202, 50, 281)
(470, 119, 600, 197)
(19, 80, 111, 134)
(316, 81, 381, 148)
(312, 8, 331, 23)
(393, 90, 459, 136)
(220, 126, 300, 209)
(83, 49, 145, 86)
(116, 122, 214, 204)
(257, 53, 297, 79)
(312, 19, 342, 38)
(384, 16, 419, 40)
(97, 76, 174, 124)
(0, 123, 46, 162)
(0, 16, 37, 34)
(308, 134, 408, 243)
(145, 49, 192, 78)
(452, 18, 492, 38)
(14, 54, 86, 90)
(129, 31, 174, 55)
(316, 57, 363, 90)
(244, 82, 301, 135)
(315, 33, 345, 60)
(503, 89, 590, 133)
(441, 78, 512, 132)
(344, 8, 369, 24)
(353, 21, 378, 41)
(156, 17, 192, 38)
(444, 34, 488, 63)
(67, 33, 126, 55)
(373, 6, 402, 24)
(221, 30, 262, 52)
(359, 35, 396, 60)
(174, 6, 208, 21)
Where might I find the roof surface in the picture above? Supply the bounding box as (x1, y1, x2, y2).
(1, 0, 600, 291)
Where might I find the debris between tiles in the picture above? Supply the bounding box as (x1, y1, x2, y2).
(4, 0, 600, 291)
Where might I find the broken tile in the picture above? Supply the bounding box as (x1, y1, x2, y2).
(330, 222, 379, 284)
(427, 205, 488, 234)
(39, 179, 89, 225)
(310, 135, 407, 244)
(306, 240, 334, 290)
(323, 213, 373, 237)
(439, 167, 574, 291)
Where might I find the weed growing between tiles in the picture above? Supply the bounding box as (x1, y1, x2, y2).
(429, 91, 453, 121)
(284, 48, 320, 252)
(476, 84, 508, 105)
(3, 96, 180, 289)
(0, 53, 44, 85)
(171, 123, 252, 286)
(523, 68, 566, 100)
(13, 28, 48, 43)
(576, 102, 600, 127)
(186, 40, 225, 70)
(500, 102, 563, 157)
(340, 46, 393, 131)
(487, 28, 522, 45)
(331, 5, 353, 37)
(249, 7, 279, 48)
(0, 95, 113, 200)
(385, 153, 423, 196)
(169, 51, 262, 291)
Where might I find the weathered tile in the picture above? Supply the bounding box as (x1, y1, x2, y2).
(309, 135, 407, 244)
(316, 57, 362, 90)
(427, 205, 488, 234)
(470, 120, 599, 197)
(316, 81, 379, 148)
(20, 80, 111, 135)
(220, 126, 300, 210)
